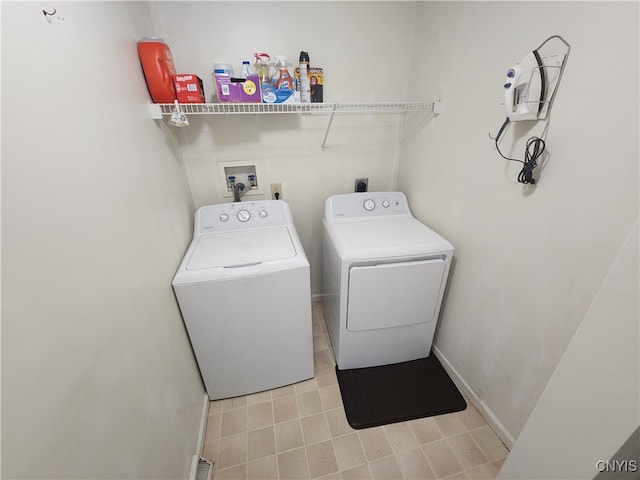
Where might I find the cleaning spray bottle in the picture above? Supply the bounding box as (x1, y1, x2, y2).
(254, 52, 276, 103)
(273, 55, 294, 91)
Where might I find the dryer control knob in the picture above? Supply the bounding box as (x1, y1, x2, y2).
(237, 209, 251, 222)
(363, 199, 375, 211)
(382, 200, 390, 208)
(259, 209, 268, 218)
(219, 214, 229, 222)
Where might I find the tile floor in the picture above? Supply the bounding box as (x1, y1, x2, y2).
(203, 302, 509, 479)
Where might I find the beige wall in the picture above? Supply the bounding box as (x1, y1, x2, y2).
(498, 220, 638, 478)
(148, 1, 419, 296)
(1, 2, 205, 478)
(2, 2, 638, 479)
(397, 0, 639, 447)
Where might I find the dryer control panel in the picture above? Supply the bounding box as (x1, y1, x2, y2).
(326, 192, 411, 220)
(195, 200, 292, 234)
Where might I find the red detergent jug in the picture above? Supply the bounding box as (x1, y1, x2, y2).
(137, 37, 177, 103)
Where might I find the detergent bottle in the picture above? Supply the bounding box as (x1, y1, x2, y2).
(254, 52, 276, 103)
(137, 37, 177, 103)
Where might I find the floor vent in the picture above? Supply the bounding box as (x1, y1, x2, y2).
(189, 455, 213, 480)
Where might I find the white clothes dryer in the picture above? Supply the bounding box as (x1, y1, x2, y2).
(322, 192, 454, 370)
(173, 200, 313, 400)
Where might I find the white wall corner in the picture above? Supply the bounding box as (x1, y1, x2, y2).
(497, 219, 639, 479)
(433, 345, 515, 449)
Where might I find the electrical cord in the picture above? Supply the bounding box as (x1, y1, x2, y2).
(493, 118, 546, 185)
(518, 136, 545, 185)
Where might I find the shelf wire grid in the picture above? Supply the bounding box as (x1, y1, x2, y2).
(158, 102, 429, 115)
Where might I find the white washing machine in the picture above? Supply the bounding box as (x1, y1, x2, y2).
(322, 192, 454, 370)
(173, 200, 313, 400)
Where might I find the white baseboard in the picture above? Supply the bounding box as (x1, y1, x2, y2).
(433, 345, 515, 449)
(195, 392, 210, 456)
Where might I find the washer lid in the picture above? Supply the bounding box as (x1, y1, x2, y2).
(186, 226, 296, 269)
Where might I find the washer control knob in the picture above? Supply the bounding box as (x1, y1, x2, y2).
(219, 214, 229, 222)
(382, 199, 390, 208)
(237, 209, 251, 222)
(259, 209, 268, 218)
(363, 199, 375, 211)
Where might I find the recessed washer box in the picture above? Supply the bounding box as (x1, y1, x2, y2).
(218, 161, 264, 198)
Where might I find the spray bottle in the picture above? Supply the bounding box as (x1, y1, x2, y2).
(273, 55, 294, 91)
(254, 52, 275, 103)
(298, 51, 311, 103)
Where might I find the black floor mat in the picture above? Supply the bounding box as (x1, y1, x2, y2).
(336, 355, 467, 429)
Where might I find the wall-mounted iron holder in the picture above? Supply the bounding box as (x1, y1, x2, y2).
(518, 35, 571, 120)
(489, 35, 571, 186)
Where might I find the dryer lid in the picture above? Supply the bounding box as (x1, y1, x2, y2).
(327, 217, 454, 258)
(186, 226, 296, 269)
(339, 217, 449, 248)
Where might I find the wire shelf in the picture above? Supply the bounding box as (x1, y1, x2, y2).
(157, 102, 430, 116)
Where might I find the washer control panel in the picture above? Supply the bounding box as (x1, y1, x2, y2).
(196, 200, 291, 234)
(326, 192, 411, 220)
